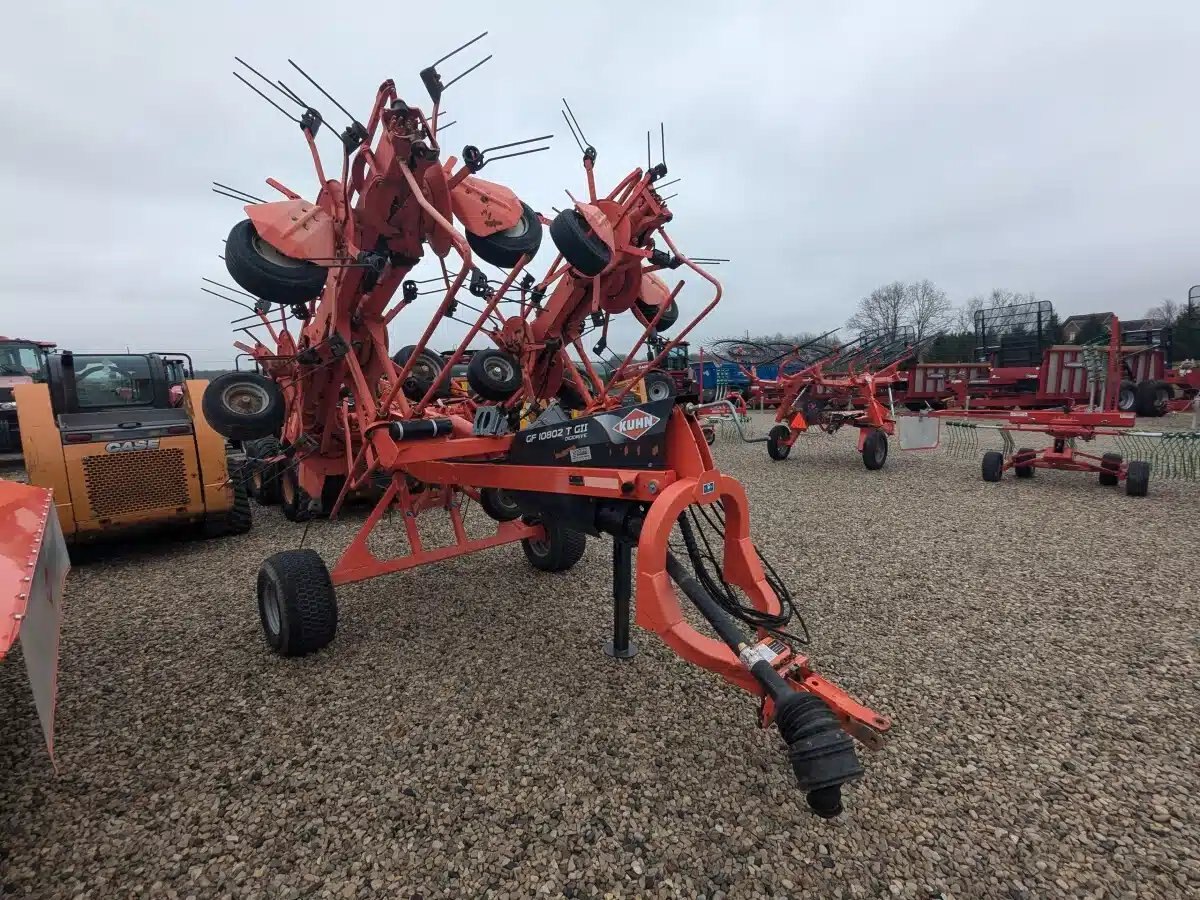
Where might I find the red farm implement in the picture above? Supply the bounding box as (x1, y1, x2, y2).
(198, 36, 889, 816)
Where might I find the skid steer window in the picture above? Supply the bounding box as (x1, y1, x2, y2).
(73, 355, 155, 409)
(0, 343, 48, 380)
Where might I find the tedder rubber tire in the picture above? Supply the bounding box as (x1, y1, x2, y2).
(522, 519, 587, 572)
(466, 349, 522, 401)
(392, 345, 447, 401)
(480, 487, 522, 522)
(204, 454, 254, 537)
(225, 218, 328, 305)
(1013, 447, 1036, 478)
(249, 437, 284, 505)
(635, 299, 679, 331)
(202, 372, 286, 442)
(281, 467, 313, 522)
(319, 475, 347, 516)
(861, 428, 888, 471)
(982, 450, 1004, 482)
(549, 209, 612, 276)
(1133, 379, 1170, 417)
(643, 371, 676, 403)
(465, 202, 543, 269)
(1099, 452, 1122, 486)
(1125, 460, 1150, 497)
(767, 424, 792, 461)
(257, 549, 338, 657)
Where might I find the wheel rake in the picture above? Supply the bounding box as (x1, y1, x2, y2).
(198, 34, 890, 817)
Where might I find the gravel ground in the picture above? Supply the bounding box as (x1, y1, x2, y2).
(2, 412, 1198, 899)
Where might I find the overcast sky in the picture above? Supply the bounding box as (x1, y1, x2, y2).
(2, 1, 1197, 367)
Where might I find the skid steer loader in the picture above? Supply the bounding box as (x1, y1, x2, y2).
(13, 351, 251, 543)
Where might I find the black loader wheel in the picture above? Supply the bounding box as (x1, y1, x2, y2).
(392, 345, 447, 401)
(257, 549, 338, 657)
(280, 467, 313, 522)
(1013, 446, 1037, 478)
(636, 299, 679, 332)
(467, 349, 522, 401)
(861, 428, 888, 471)
(643, 371, 677, 403)
(548, 208, 611, 276)
(1117, 380, 1136, 413)
(1133, 379, 1170, 417)
(480, 487, 522, 522)
(1125, 460, 1150, 497)
(767, 424, 792, 461)
(522, 519, 587, 572)
(225, 219, 327, 305)
(202, 372, 285, 442)
(1099, 451, 1122, 486)
(466, 202, 543, 269)
(982, 450, 1004, 482)
(204, 453, 254, 537)
(249, 436, 284, 505)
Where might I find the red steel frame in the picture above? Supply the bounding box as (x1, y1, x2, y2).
(221, 59, 890, 749)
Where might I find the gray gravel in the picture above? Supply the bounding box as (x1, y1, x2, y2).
(2, 413, 1198, 899)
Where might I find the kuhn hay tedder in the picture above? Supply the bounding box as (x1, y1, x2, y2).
(199, 35, 889, 816)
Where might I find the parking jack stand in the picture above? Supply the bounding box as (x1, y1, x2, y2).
(604, 537, 638, 659)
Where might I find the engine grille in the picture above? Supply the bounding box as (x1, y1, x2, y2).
(82, 448, 191, 518)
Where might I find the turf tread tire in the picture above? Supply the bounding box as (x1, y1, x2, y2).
(257, 549, 337, 657)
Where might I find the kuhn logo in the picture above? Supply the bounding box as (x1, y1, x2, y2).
(105, 438, 159, 453)
(613, 408, 660, 441)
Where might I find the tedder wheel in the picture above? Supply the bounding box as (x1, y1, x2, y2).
(1133, 379, 1170, 417)
(556, 380, 587, 411)
(643, 371, 676, 403)
(204, 453, 254, 537)
(201, 372, 286, 442)
(861, 428, 888, 471)
(480, 487, 522, 522)
(1013, 446, 1037, 478)
(1125, 460, 1150, 497)
(392, 345, 447, 401)
(249, 436, 284, 505)
(1117, 380, 1136, 413)
(635, 299, 679, 331)
(225, 219, 328, 305)
(522, 519, 587, 572)
(466, 349, 523, 401)
(1099, 451, 1122, 486)
(548, 208, 612, 276)
(767, 424, 792, 461)
(257, 549, 338, 656)
(981, 450, 1005, 482)
(704, 425, 716, 445)
(465, 202, 543, 269)
(319, 475, 347, 516)
(280, 467, 313, 522)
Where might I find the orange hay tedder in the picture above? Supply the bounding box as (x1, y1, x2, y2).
(202, 34, 890, 816)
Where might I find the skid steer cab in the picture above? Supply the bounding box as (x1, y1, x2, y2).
(13, 351, 251, 544)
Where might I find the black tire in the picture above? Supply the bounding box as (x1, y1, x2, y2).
(704, 426, 716, 446)
(204, 455, 254, 537)
(280, 467, 313, 522)
(480, 487, 521, 522)
(1125, 460, 1150, 497)
(1133, 380, 1169, 417)
(643, 371, 676, 403)
(636, 299, 679, 332)
(249, 437, 284, 505)
(548, 209, 611, 276)
(982, 450, 1004, 482)
(467, 349, 522, 401)
(767, 424, 792, 461)
(861, 428, 888, 471)
(1013, 446, 1036, 478)
(466, 202, 543, 269)
(392, 345, 446, 401)
(557, 380, 588, 411)
(257, 549, 338, 657)
(522, 519, 587, 572)
(1099, 451, 1122, 487)
(225, 218, 327, 305)
(1117, 380, 1136, 413)
(319, 474, 347, 516)
(201, 372, 285, 442)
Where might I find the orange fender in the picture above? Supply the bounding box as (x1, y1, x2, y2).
(246, 199, 335, 262)
(449, 174, 524, 237)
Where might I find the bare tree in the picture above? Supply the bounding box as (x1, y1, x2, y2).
(847, 281, 907, 336)
(906, 279, 952, 343)
(957, 289, 1041, 332)
(1145, 298, 1181, 326)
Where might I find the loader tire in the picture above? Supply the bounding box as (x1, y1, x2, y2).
(203, 455, 253, 537)
(522, 519, 587, 572)
(257, 549, 338, 656)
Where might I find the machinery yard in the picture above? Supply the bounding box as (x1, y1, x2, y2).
(2, 417, 1196, 899)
